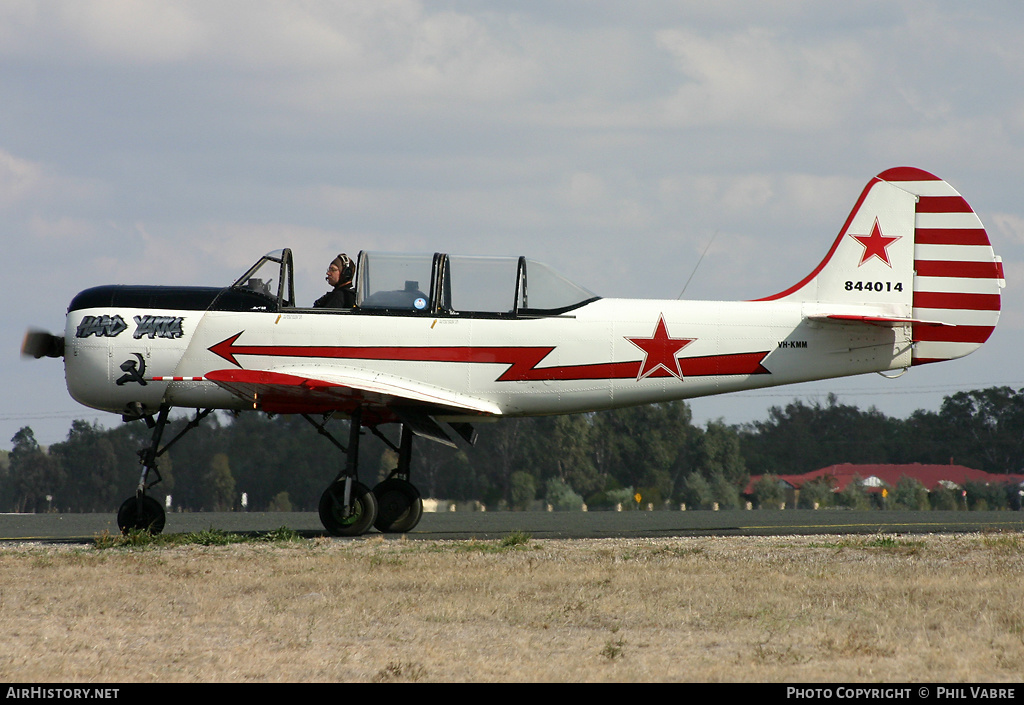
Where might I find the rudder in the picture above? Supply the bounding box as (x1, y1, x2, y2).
(759, 167, 1002, 364)
(894, 167, 1003, 364)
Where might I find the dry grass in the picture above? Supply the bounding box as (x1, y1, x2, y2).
(1, 532, 1022, 682)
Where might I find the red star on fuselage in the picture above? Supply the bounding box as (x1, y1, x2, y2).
(626, 315, 695, 380)
(850, 218, 901, 267)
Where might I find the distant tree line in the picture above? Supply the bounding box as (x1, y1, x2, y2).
(3, 386, 1023, 513)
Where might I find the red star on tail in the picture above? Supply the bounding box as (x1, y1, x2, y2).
(626, 315, 694, 380)
(851, 218, 901, 267)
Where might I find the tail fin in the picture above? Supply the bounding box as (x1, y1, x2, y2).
(759, 167, 1003, 364)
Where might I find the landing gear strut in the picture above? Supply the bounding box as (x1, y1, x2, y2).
(115, 404, 429, 537)
(116, 405, 213, 535)
(372, 425, 423, 533)
(314, 406, 379, 536)
(305, 408, 424, 536)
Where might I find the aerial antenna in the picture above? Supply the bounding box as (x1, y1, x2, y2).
(678, 230, 718, 299)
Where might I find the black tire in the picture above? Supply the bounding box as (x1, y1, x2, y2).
(117, 495, 166, 535)
(372, 479, 423, 533)
(319, 481, 377, 536)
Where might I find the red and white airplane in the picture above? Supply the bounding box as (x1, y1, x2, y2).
(23, 167, 1003, 536)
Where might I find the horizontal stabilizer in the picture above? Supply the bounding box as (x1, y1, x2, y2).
(807, 314, 950, 328)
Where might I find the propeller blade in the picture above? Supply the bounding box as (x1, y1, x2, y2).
(22, 329, 64, 359)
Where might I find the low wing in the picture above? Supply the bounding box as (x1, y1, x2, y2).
(204, 366, 501, 445)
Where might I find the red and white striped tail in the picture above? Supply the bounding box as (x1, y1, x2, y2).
(759, 167, 1002, 365)
(880, 167, 1004, 364)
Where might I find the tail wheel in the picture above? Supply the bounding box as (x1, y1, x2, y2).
(117, 495, 166, 535)
(373, 479, 423, 533)
(319, 481, 377, 537)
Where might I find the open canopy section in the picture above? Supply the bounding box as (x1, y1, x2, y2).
(230, 248, 295, 309)
(356, 251, 599, 315)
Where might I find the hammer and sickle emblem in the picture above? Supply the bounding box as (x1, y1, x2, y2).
(116, 353, 148, 386)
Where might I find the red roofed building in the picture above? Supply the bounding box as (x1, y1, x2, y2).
(746, 463, 1024, 509)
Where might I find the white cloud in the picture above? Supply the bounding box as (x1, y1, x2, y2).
(63, 0, 205, 63)
(655, 26, 868, 130)
(0, 149, 44, 209)
(0, 0, 205, 64)
(989, 213, 1024, 246)
(0, 149, 106, 215)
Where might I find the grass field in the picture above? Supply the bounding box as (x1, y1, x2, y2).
(1, 531, 1022, 682)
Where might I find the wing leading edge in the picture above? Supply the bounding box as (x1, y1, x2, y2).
(204, 366, 501, 445)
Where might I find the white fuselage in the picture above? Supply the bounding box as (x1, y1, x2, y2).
(64, 296, 907, 419)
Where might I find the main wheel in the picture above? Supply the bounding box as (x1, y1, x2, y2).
(373, 479, 423, 533)
(319, 481, 377, 536)
(117, 495, 166, 535)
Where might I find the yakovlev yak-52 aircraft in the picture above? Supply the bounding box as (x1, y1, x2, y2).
(23, 167, 1003, 536)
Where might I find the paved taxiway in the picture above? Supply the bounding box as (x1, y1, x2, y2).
(1, 509, 1022, 543)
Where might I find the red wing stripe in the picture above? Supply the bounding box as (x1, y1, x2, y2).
(208, 334, 771, 382)
(915, 260, 1003, 279)
(912, 325, 995, 344)
(913, 292, 1001, 311)
(916, 195, 973, 213)
(497, 351, 771, 380)
(914, 228, 991, 246)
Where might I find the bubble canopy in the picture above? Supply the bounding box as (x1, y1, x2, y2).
(232, 249, 600, 316)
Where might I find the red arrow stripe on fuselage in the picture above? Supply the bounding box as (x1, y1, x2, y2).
(208, 332, 770, 382)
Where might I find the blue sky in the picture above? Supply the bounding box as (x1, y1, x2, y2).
(4, 1, 1024, 449)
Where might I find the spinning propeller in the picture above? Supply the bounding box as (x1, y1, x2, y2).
(21, 329, 64, 359)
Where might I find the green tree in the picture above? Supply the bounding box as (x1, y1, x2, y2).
(509, 470, 536, 510)
(929, 485, 960, 511)
(534, 415, 601, 496)
(695, 421, 747, 484)
(740, 394, 896, 475)
(470, 418, 536, 507)
(892, 476, 929, 511)
(931, 387, 1024, 474)
(964, 480, 1009, 510)
(413, 441, 479, 501)
(545, 477, 585, 511)
(7, 427, 64, 513)
(584, 476, 634, 510)
(50, 420, 134, 512)
(709, 471, 742, 509)
(797, 478, 835, 509)
(223, 413, 349, 511)
(592, 402, 694, 500)
(752, 474, 786, 509)
(203, 453, 236, 511)
(836, 476, 872, 510)
(267, 491, 292, 512)
(681, 420, 749, 506)
(679, 472, 713, 509)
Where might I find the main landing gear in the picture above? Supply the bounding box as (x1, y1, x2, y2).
(306, 406, 424, 537)
(115, 404, 425, 537)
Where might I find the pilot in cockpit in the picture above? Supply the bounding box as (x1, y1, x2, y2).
(313, 253, 356, 308)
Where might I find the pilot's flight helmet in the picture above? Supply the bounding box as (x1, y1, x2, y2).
(333, 253, 355, 284)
